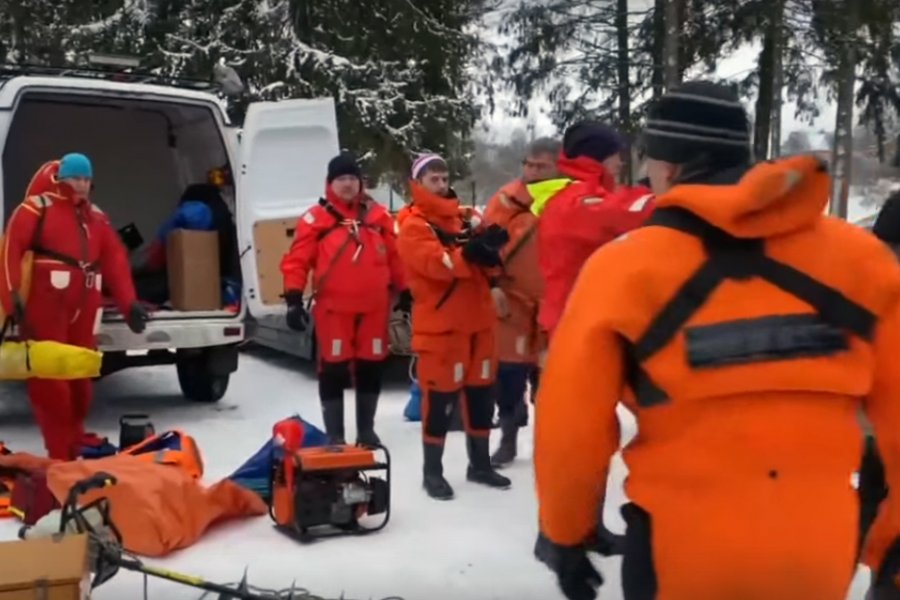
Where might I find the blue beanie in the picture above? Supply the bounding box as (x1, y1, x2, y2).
(58, 153, 93, 180)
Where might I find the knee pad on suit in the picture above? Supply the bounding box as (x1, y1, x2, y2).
(464, 385, 495, 430)
(424, 390, 459, 440)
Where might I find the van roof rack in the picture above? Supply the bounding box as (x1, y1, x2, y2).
(0, 63, 219, 93)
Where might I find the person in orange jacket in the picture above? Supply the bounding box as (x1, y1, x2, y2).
(397, 153, 512, 499)
(280, 152, 408, 446)
(530, 123, 654, 338)
(533, 80, 900, 600)
(482, 137, 560, 466)
(1, 154, 148, 460)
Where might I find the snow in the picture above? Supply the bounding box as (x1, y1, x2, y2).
(0, 349, 877, 598)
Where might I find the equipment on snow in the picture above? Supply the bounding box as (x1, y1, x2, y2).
(20, 472, 283, 599)
(118, 414, 156, 451)
(269, 442, 391, 541)
(0, 337, 102, 380)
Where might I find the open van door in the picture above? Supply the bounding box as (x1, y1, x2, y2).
(236, 98, 339, 319)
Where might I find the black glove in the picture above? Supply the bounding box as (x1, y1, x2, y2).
(462, 224, 510, 267)
(127, 302, 149, 334)
(394, 289, 413, 313)
(593, 523, 626, 557)
(481, 223, 510, 249)
(535, 533, 603, 600)
(871, 538, 900, 599)
(284, 290, 309, 332)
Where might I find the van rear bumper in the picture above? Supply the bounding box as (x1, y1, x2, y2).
(97, 318, 245, 352)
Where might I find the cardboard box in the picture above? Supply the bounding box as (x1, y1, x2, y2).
(167, 229, 221, 311)
(0, 533, 90, 599)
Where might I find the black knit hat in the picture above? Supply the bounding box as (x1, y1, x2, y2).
(562, 122, 623, 163)
(642, 81, 751, 168)
(873, 191, 900, 244)
(327, 152, 362, 183)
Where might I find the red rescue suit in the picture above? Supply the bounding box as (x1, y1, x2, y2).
(0, 163, 138, 460)
(280, 188, 405, 364)
(529, 154, 654, 336)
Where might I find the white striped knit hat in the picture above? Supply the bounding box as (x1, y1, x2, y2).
(411, 153, 447, 180)
(643, 81, 751, 166)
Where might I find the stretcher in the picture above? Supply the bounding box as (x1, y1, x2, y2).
(0, 339, 102, 380)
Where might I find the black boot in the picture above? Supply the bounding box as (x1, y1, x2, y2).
(355, 393, 381, 446)
(491, 417, 519, 468)
(515, 398, 529, 428)
(423, 443, 454, 500)
(321, 400, 345, 445)
(466, 436, 511, 489)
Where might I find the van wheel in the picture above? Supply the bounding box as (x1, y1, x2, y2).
(176, 357, 229, 403)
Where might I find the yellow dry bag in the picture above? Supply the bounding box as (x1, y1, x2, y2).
(0, 340, 102, 380)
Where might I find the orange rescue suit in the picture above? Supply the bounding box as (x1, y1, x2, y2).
(482, 179, 543, 363)
(397, 183, 497, 440)
(535, 155, 900, 600)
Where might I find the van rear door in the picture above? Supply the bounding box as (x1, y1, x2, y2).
(236, 98, 339, 319)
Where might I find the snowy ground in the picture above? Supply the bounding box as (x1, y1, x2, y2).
(0, 346, 876, 599)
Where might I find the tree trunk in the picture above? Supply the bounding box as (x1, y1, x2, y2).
(664, 0, 681, 90)
(753, 35, 775, 161)
(769, 0, 785, 158)
(651, 0, 666, 100)
(829, 0, 860, 219)
(616, 0, 632, 185)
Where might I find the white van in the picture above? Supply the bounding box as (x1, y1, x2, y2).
(0, 66, 336, 402)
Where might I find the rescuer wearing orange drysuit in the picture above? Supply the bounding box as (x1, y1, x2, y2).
(397, 153, 511, 500)
(482, 137, 559, 466)
(280, 152, 407, 446)
(1, 154, 148, 460)
(533, 81, 900, 600)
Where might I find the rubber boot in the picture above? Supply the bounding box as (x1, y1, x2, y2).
(515, 398, 529, 428)
(321, 399, 346, 445)
(355, 393, 381, 447)
(491, 417, 519, 468)
(423, 442, 454, 500)
(466, 436, 511, 489)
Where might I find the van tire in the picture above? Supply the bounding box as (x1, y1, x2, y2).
(176, 357, 230, 403)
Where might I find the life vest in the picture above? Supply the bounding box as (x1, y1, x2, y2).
(121, 430, 204, 480)
(625, 206, 876, 407)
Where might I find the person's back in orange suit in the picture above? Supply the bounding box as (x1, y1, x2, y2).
(533, 81, 900, 600)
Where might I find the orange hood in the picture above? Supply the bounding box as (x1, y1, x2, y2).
(655, 155, 830, 238)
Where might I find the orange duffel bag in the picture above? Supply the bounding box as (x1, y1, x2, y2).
(120, 430, 204, 480)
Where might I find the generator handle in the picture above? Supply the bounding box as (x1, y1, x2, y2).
(359, 442, 391, 536)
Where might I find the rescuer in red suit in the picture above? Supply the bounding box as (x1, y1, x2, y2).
(0, 154, 149, 459)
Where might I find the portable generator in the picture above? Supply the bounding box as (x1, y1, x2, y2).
(269, 444, 390, 540)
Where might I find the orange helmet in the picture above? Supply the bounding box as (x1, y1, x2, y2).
(25, 160, 60, 198)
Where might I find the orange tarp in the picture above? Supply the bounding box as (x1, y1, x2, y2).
(0, 453, 266, 558)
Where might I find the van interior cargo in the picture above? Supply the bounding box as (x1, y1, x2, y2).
(1, 91, 242, 322)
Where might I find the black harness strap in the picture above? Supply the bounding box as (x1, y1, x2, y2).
(626, 206, 877, 408)
(30, 196, 99, 272)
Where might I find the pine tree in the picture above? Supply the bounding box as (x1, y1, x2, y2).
(500, 0, 734, 169)
(0, 0, 490, 183)
(854, 0, 900, 164)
